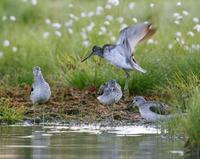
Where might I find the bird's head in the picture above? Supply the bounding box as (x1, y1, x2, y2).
(107, 79, 117, 87)
(32, 66, 42, 77)
(81, 45, 103, 62)
(128, 96, 146, 109)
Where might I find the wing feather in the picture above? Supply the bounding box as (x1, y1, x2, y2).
(116, 23, 156, 54)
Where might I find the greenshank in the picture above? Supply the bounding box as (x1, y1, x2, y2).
(130, 96, 172, 122)
(97, 79, 122, 120)
(82, 23, 156, 96)
(30, 66, 51, 126)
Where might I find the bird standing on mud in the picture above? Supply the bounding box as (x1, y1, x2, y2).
(97, 79, 122, 120)
(82, 23, 156, 96)
(30, 66, 51, 126)
(97, 79, 122, 106)
(129, 96, 173, 122)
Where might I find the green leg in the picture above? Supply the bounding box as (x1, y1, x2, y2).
(42, 104, 45, 127)
(123, 70, 130, 99)
(33, 103, 37, 126)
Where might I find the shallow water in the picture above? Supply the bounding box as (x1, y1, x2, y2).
(0, 125, 192, 159)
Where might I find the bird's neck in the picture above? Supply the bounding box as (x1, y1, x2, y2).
(34, 74, 45, 84)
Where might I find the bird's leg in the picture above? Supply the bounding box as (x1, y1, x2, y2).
(123, 70, 130, 99)
(42, 104, 45, 127)
(33, 103, 37, 126)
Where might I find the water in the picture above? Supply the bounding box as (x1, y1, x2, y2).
(0, 125, 189, 159)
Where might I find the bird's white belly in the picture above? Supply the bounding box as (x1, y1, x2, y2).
(104, 53, 132, 70)
(31, 88, 51, 104)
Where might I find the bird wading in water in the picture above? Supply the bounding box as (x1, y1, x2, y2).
(30, 66, 51, 126)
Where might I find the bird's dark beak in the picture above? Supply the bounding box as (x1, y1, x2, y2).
(81, 51, 94, 62)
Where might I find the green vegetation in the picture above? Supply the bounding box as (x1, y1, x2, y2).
(0, 98, 24, 124)
(162, 74, 200, 153)
(0, 0, 199, 92)
(0, 0, 200, 153)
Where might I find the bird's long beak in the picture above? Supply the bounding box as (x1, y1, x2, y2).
(81, 51, 94, 62)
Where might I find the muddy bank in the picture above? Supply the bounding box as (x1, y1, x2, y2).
(0, 84, 164, 125)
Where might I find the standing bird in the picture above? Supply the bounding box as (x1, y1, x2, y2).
(97, 79, 122, 106)
(82, 23, 156, 96)
(30, 66, 51, 126)
(97, 79, 122, 120)
(129, 96, 172, 122)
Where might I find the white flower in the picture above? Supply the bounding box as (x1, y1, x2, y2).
(86, 23, 95, 32)
(52, 23, 61, 29)
(187, 31, 194, 37)
(10, 16, 16, 21)
(87, 12, 94, 17)
(98, 31, 103, 35)
(110, 36, 116, 42)
(82, 40, 89, 47)
(143, 21, 149, 24)
(182, 10, 189, 16)
(80, 32, 87, 39)
(180, 39, 185, 45)
(80, 12, 86, 18)
(3, 40, 10, 47)
(96, 6, 104, 15)
(120, 24, 128, 30)
(68, 3, 73, 8)
(193, 24, 200, 32)
(168, 44, 173, 50)
(173, 12, 180, 18)
(116, 17, 124, 23)
(43, 32, 50, 39)
(65, 20, 73, 27)
(132, 17, 138, 23)
(107, 0, 119, 6)
(31, 0, 37, 5)
(174, 20, 180, 25)
(104, 21, 110, 26)
(192, 17, 199, 23)
(176, 1, 181, 7)
(147, 39, 154, 44)
(128, 2, 135, 9)
(54, 31, 62, 37)
(105, 15, 113, 21)
(12, 46, 18, 52)
(2, 16, 7, 21)
(105, 4, 112, 9)
(100, 26, 107, 34)
(68, 28, 73, 34)
(0, 51, 4, 58)
(45, 19, 51, 25)
(150, 3, 155, 8)
(175, 32, 182, 37)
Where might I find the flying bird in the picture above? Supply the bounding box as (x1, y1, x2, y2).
(82, 23, 156, 96)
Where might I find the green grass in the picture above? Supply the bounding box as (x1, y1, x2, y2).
(0, 0, 200, 151)
(0, 0, 199, 92)
(162, 74, 200, 153)
(0, 98, 24, 124)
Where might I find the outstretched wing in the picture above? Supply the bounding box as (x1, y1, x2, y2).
(148, 102, 171, 115)
(116, 23, 156, 55)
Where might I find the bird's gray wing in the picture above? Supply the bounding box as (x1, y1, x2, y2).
(97, 82, 108, 95)
(31, 83, 35, 93)
(147, 101, 171, 115)
(116, 23, 156, 56)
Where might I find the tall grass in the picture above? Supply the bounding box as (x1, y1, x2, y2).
(0, 98, 24, 124)
(0, 0, 199, 94)
(161, 74, 200, 153)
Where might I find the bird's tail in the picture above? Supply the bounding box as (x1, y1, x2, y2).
(132, 62, 147, 73)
